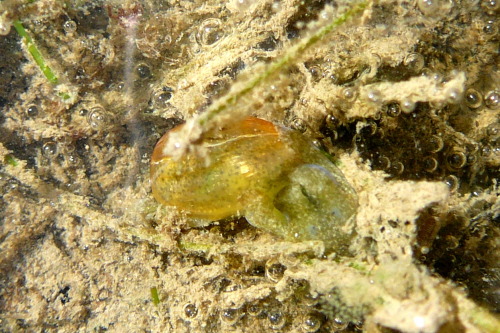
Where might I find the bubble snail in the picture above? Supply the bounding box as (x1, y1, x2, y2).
(150, 117, 358, 253)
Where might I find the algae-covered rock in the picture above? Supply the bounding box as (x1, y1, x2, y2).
(0, 0, 498, 332)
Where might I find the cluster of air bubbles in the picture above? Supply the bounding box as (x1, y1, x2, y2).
(63, 20, 77, 34)
(87, 106, 108, 130)
(305, 63, 338, 84)
(183, 303, 198, 319)
(151, 86, 174, 109)
(404, 52, 425, 73)
(422, 69, 443, 83)
(196, 18, 225, 46)
(265, 259, 286, 282)
(481, 0, 499, 14)
(135, 63, 152, 79)
(267, 310, 286, 330)
(483, 19, 497, 35)
(484, 90, 499, 109)
(220, 308, 242, 325)
(26, 104, 39, 118)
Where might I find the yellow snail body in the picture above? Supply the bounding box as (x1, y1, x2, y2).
(151, 117, 358, 252)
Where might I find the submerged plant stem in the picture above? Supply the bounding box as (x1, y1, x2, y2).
(199, 1, 368, 127)
(13, 19, 71, 100)
(164, 1, 369, 160)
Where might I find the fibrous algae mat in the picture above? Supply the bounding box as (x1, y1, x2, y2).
(0, 0, 499, 332)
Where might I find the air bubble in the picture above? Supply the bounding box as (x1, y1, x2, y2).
(196, 18, 224, 46)
(484, 90, 499, 109)
(486, 124, 499, 136)
(151, 86, 174, 108)
(401, 99, 415, 113)
(447, 88, 461, 104)
(422, 69, 444, 83)
(481, 144, 492, 157)
(417, 0, 452, 16)
(364, 89, 379, 104)
(446, 151, 467, 169)
(404, 53, 425, 72)
(308, 65, 322, 81)
(136, 63, 152, 79)
(87, 106, 108, 130)
(232, 0, 252, 10)
(389, 161, 404, 175)
(221, 308, 241, 325)
(67, 154, 79, 165)
(423, 156, 438, 172)
(291, 117, 308, 133)
(444, 235, 459, 250)
(26, 104, 39, 117)
(204, 79, 230, 99)
(385, 102, 401, 117)
(183, 303, 198, 318)
(247, 300, 263, 316)
(444, 175, 459, 192)
(0, 20, 11, 36)
(464, 88, 482, 109)
(42, 142, 58, 157)
(268, 310, 286, 330)
(342, 87, 357, 101)
(79, 108, 89, 116)
(325, 114, 339, 130)
(302, 312, 323, 332)
(63, 20, 77, 34)
(266, 260, 286, 282)
(427, 135, 444, 153)
(330, 317, 348, 330)
(373, 156, 390, 170)
(328, 73, 339, 84)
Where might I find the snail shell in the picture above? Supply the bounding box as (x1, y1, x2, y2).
(151, 117, 358, 252)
